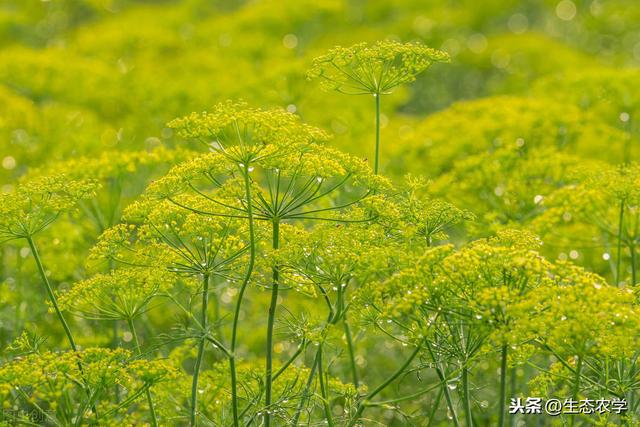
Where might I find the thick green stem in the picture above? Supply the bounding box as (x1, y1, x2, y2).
(126, 317, 158, 427)
(347, 339, 424, 427)
(462, 366, 473, 427)
(229, 166, 256, 427)
(616, 199, 625, 286)
(190, 273, 210, 427)
(498, 345, 508, 427)
(343, 317, 359, 388)
(318, 346, 335, 427)
(264, 219, 280, 427)
(374, 93, 381, 175)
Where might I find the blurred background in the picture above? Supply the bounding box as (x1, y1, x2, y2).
(1, 0, 638, 184)
(3, 0, 640, 329)
(1, 0, 639, 326)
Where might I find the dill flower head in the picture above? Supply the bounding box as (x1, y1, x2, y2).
(91, 201, 251, 285)
(518, 279, 640, 360)
(137, 202, 249, 277)
(307, 40, 449, 95)
(26, 146, 194, 182)
(263, 143, 391, 191)
(168, 100, 330, 163)
(361, 230, 556, 347)
(533, 68, 640, 131)
(530, 162, 640, 269)
(89, 223, 139, 264)
(395, 175, 473, 244)
(275, 222, 397, 296)
(0, 348, 175, 423)
(133, 139, 389, 227)
(588, 162, 640, 203)
(0, 174, 98, 242)
(138, 151, 233, 200)
(140, 102, 391, 240)
(58, 267, 174, 321)
(430, 146, 605, 234)
(392, 96, 623, 179)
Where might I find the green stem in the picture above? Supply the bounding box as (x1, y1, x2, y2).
(374, 93, 381, 175)
(343, 316, 359, 388)
(126, 317, 158, 427)
(273, 340, 307, 381)
(190, 273, 210, 427)
(26, 236, 98, 422)
(631, 243, 637, 286)
(26, 236, 78, 352)
(229, 166, 257, 427)
(264, 219, 280, 427)
(498, 345, 508, 427)
(426, 386, 444, 427)
(109, 259, 120, 404)
(369, 381, 444, 407)
(462, 366, 473, 427)
(318, 345, 335, 427)
(347, 339, 424, 427)
(292, 286, 340, 425)
(102, 383, 152, 419)
(15, 253, 23, 330)
(211, 280, 224, 345)
(508, 367, 516, 427)
(292, 347, 321, 425)
(426, 341, 459, 427)
(108, 258, 119, 351)
(623, 121, 632, 164)
(570, 356, 583, 427)
(616, 199, 625, 286)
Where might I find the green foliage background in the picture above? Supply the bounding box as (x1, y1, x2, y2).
(1, 0, 640, 426)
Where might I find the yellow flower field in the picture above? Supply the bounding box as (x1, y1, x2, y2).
(1, 1, 639, 425)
